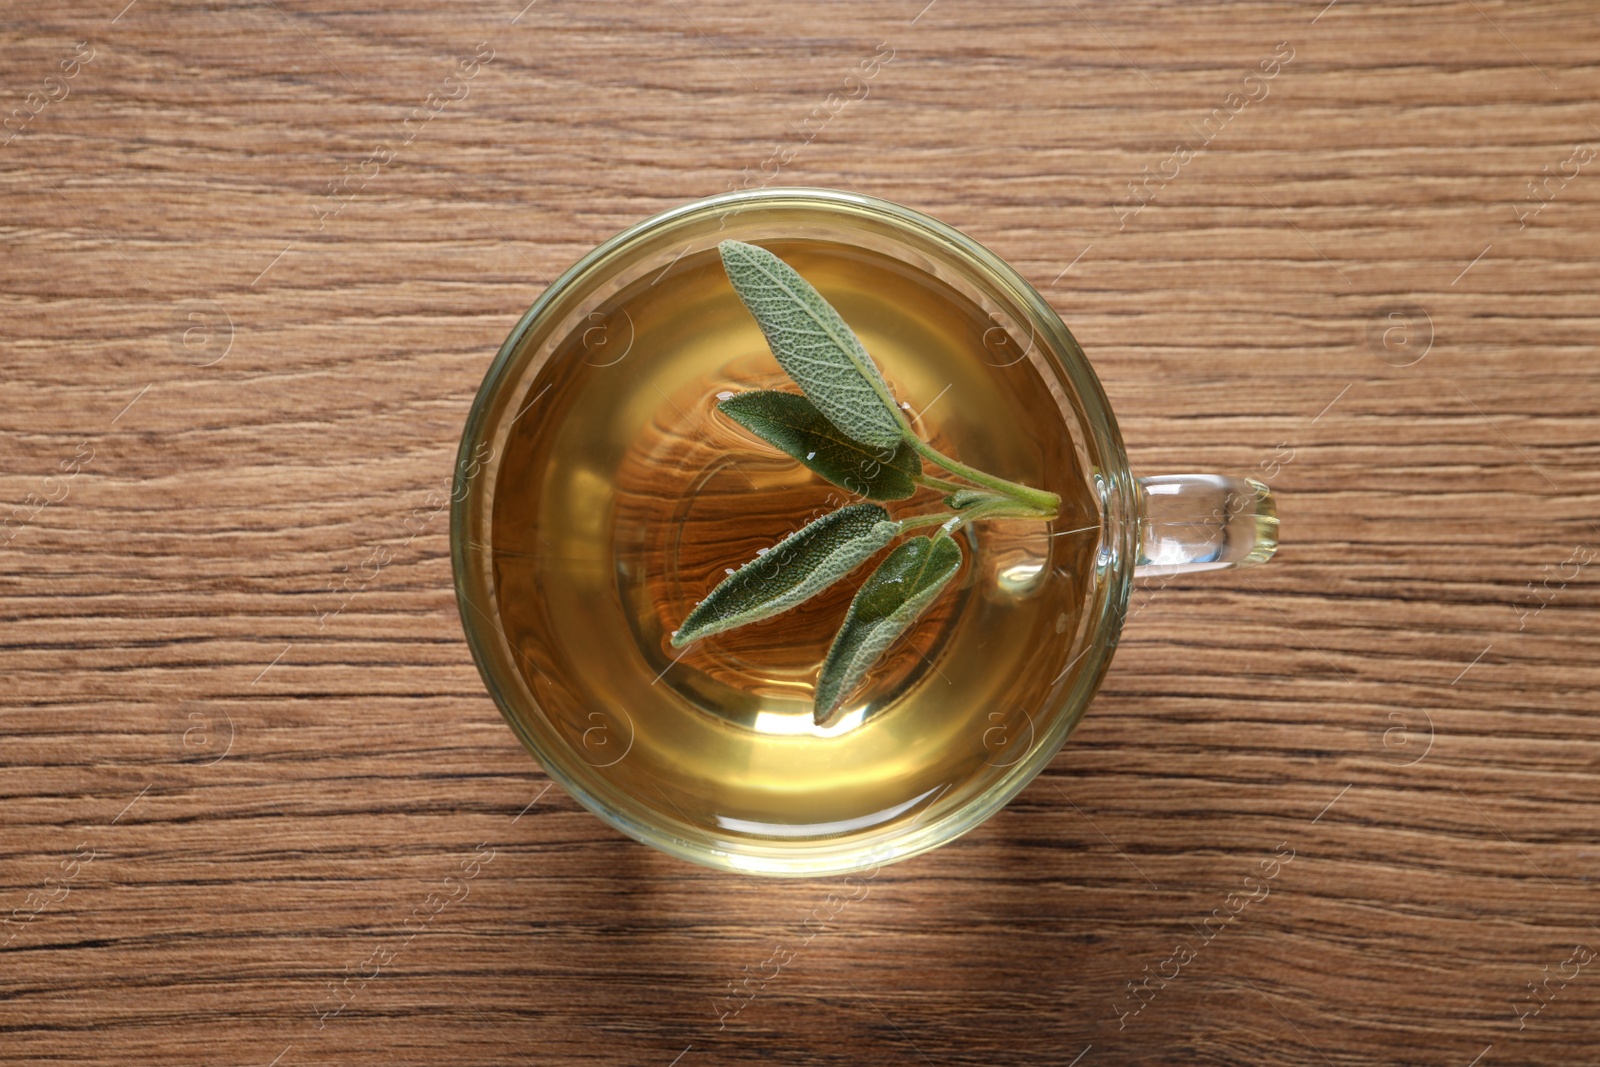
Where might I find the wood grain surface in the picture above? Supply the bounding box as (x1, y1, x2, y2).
(3, 1, 1598, 1064)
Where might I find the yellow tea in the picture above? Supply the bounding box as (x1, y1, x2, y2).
(490, 239, 1097, 846)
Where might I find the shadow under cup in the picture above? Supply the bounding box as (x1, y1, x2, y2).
(452, 189, 1137, 875)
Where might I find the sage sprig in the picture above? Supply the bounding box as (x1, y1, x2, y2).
(674, 240, 1062, 725)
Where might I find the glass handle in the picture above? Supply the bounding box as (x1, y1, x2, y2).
(1134, 474, 1279, 577)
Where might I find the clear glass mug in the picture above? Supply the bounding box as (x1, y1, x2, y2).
(452, 188, 1278, 876)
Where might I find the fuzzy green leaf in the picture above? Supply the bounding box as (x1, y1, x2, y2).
(814, 531, 964, 724)
(719, 391, 921, 501)
(719, 240, 906, 450)
(672, 503, 901, 647)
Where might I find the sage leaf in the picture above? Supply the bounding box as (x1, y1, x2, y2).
(672, 503, 901, 647)
(719, 391, 921, 501)
(719, 240, 906, 450)
(814, 531, 964, 724)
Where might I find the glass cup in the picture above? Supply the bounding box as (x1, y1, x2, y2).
(452, 188, 1278, 876)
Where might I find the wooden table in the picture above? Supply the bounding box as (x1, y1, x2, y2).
(4, 2, 1597, 1064)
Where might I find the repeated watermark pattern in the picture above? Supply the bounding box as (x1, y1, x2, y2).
(169, 298, 235, 367)
(1510, 138, 1596, 231)
(1111, 841, 1297, 1029)
(1512, 543, 1595, 632)
(572, 705, 636, 767)
(1114, 42, 1295, 229)
(1365, 304, 1434, 368)
(714, 852, 887, 1029)
(1449, 126, 1598, 286)
(2, 40, 95, 149)
(1, 843, 96, 949)
(314, 43, 495, 231)
(725, 44, 895, 196)
(980, 705, 1037, 768)
(7, 1, 1596, 1065)
(1374, 707, 1434, 768)
(0, 4, 559, 1065)
(2, 783, 148, 949)
(1513, 941, 1595, 1031)
(316, 440, 492, 627)
(276, 777, 553, 1055)
(313, 842, 498, 1027)
(581, 308, 635, 367)
(5, 384, 146, 555)
(173, 702, 237, 766)
(1, 442, 94, 547)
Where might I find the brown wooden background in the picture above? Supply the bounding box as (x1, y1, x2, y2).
(3, 1, 1598, 1064)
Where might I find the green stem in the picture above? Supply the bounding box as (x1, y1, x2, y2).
(944, 499, 1054, 533)
(897, 511, 958, 533)
(912, 472, 971, 494)
(908, 437, 1061, 516)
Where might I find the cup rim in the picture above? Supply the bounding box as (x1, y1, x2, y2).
(451, 186, 1135, 875)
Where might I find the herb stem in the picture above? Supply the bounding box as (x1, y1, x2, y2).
(908, 437, 1061, 516)
(897, 511, 958, 533)
(942, 499, 1055, 533)
(911, 472, 971, 494)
